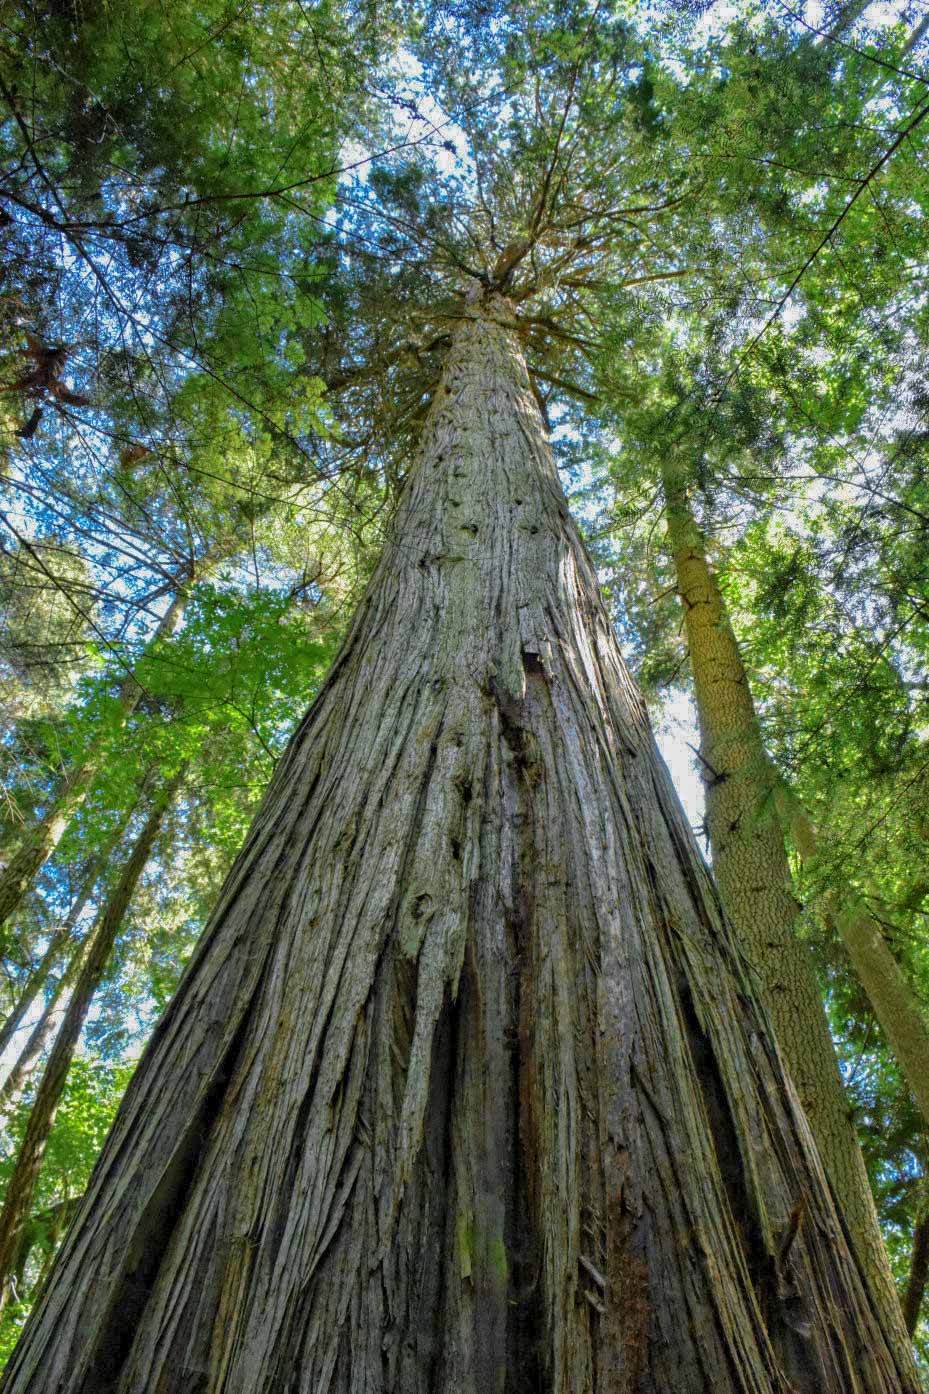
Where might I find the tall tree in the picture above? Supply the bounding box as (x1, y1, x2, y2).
(660, 454, 917, 1352)
(0, 290, 918, 1393)
(2, 0, 928, 1382)
(583, 0, 929, 1346)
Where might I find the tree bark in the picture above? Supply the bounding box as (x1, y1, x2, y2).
(903, 1208, 929, 1337)
(784, 809, 929, 1134)
(0, 922, 80, 1066)
(0, 294, 918, 1393)
(834, 898, 929, 1128)
(835, 901, 929, 1125)
(0, 575, 195, 939)
(0, 772, 182, 1306)
(661, 465, 909, 1355)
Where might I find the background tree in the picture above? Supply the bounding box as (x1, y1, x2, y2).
(589, 0, 929, 1356)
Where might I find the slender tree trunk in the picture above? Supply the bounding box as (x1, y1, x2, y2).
(0, 577, 194, 939)
(0, 798, 138, 1067)
(0, 938, 85, 1119)
(661, 465, 909, 1353)
(864, 13, 929, 102)
(0, 922, 79, 1065)
(0, 772, 182, 1307)
(904, 1207, 929, 1337)
(787, 801, 929, 1132)
(832, 898, 929, 1126)
(1, 294, 918, 1394)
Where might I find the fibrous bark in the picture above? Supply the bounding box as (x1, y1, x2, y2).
(1, 294, 918, 1393)
(662, 467, 909, 1355)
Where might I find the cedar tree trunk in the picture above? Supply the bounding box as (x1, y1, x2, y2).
(788, 809, 929, 1133)
(0, 294, 918, 1394)
(833, 901, 929, 1128)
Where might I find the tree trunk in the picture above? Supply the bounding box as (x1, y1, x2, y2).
(0, 937, 85, 1119)
(0, 921, 80, 1066)
(835, 903, 929, 1124)
(831, 903, 929, 1120)
(0, 579, 193, 939)
(0, 294, 918, 1393)
(0, 772, 182, 1306)
(822, 0, 870, 41)
(661, 465, 909, 1354)
(784, 809, 929, 1134)
(0, 799, 138, 1067)
(903, 1207, 929, 1337)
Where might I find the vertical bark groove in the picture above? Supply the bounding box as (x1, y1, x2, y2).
(1, 295, 918, 1393)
